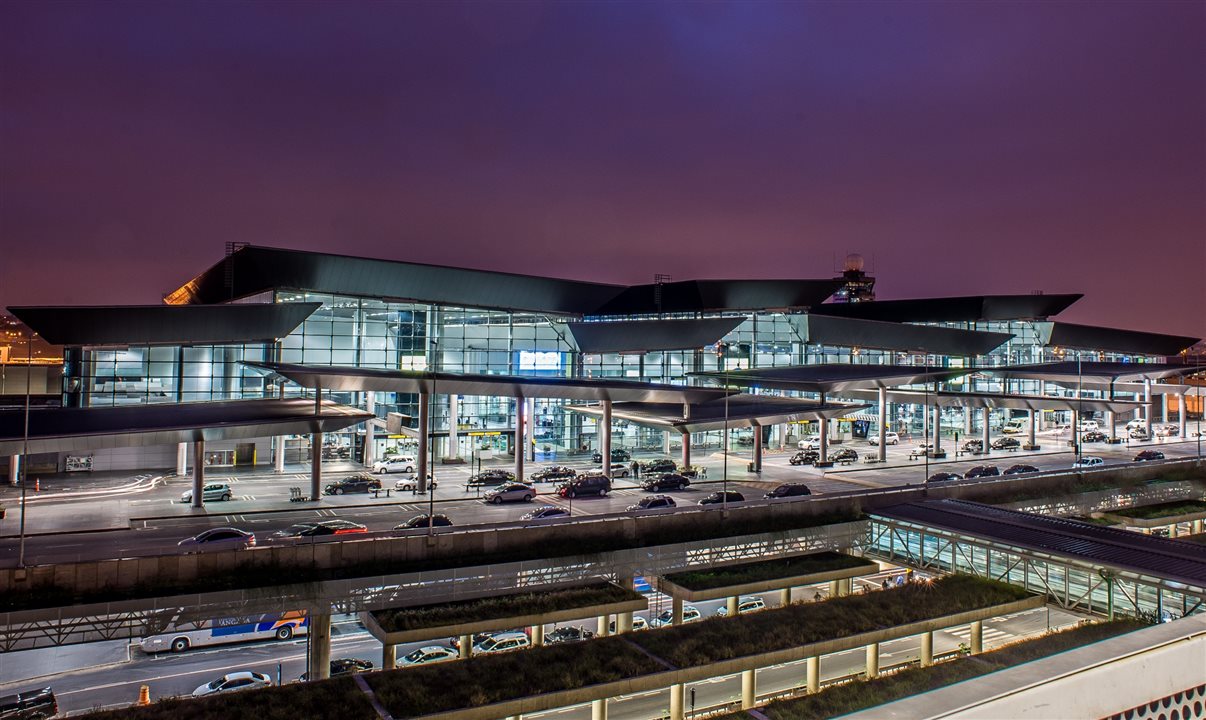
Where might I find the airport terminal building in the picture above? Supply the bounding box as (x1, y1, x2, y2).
(5, 245, 1200, 473)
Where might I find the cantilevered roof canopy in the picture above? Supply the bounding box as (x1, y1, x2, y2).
(838, 388, 1144, 414)
(984, 361, 1199, 384)
(1036, 321, 1199, 356)
(566, 317, 744, 354)
(872, 500, 1206, 589)
(810, 294, 1082, 323)
(1045, 379, 1199, 396)
(247, 362, 731, 404)
(787, 314, 1013, 357)
(0, 399, 372, 456)
(7, 303, 320, 348)
(691, 364, 975, 394)
(567, 394, 867, 434)
(589, 279, 843, 315)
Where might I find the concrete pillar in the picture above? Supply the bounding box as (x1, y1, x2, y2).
(964, 407, 973, 436)
(970, 620, 983, 655)
(443, 393, 457, 461)
(597, 615, 610, 637)
(752, 421, 762, 472)
(779, 587, 792, 606)
(1192, 519, 1202, 534)
(7, 455, 18, 487)
(838, 577, 852, 597)
(1106, 410, 1116, 441)
(515, 396, 526, 482)
(364, 392, 377, 467)
(669, 684, 685, 720)
(1144, 380, 1153, 437)
(1179, 393, 1187, 438)
(828, 580, 839, 598)
(600, 400, 612, 478)
(819, 416, 829, 463)
(663, 431, 672, 455)
(1028, 409, 1037, 448)
(878, 387, 888, 462)
(672, 597, 684, 625)
(680, 431, 691, 470)
(617, 611, 633, 634)
(932, 403, 942, 454)
(1161, 392, 1168, 424)
(382, 644, 396, 670)
(1168, 523, 1178, 539)
(981, 408, 991, 455)
(741, 669, 756, 709)
(727, 596, 739, 616)
(417, 392, 430, 493)
(459, 634, 472, 659)
(806, 655, 820, 693)
(274, 436, 286, 472)
(529, 624, 544, 646)
(592, 698, 607, 720)
(310, 431, 322, 500)
(192, 440, 205, 509)
(920, 630, 934, 667)
(527, 398, 537, 462)
(866, 642, 879, 678)
(176, 442, 188, 476)
(307, 612, 332, 681)
(922, 401, 929, 447)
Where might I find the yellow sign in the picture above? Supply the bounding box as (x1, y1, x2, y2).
(469, 431, 502, 437)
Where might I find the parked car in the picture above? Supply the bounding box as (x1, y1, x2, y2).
(473, 631, 530, 655)
(178, 527, 255, 554)
(867, 432, 900, 446)
(299, 657, 373, 681)
(398, 646, 458, 667)
(1156, 425, 1180, 438)
(521, 506, 570, 521)
(271, 519, 368, 538)
(1078, 420, 1100, 431)
(467, 469, 516, 487)
(1073, 456, 1104, 468)
(1081, 430, 1108, 443)
(990, 437, 1021, 450)
(926, 472, 962, 483)
(609, 616, 649, 632)
(396, 514, 453, 529)
(591, 448, 631, 464)
(716, 596, 766, 616)
(1003, 464, 1040, 475)
(192, 671, 271, 697)
(545, 626, 596, 645)
(831, 448, 859, 462)
(640, 458, 677, 474)
(608, 463, 631, 478)
(961, 440, 983, 453)
(371, 456, 416, 474)
(627, 495, 677, 512)
(963, 465, 1000, 479)
(0, 687, 56, 720)
(640, 473, 690, 492)
(789, 450, 819, 466)
(797, 434, 823, 450)
(529, 466, 577, 483)
(698, 491, 745, 505)
(324, 474, 382, 495)
(1129, 428, 1150, 440)
(180, 482, 232, 504)
(449, 631, 504, 650)
(649, 606, 701, 627)
(558, 474, 610, 498)
(764, 483, 811, 499)
(1134, 450, 1165, 462)
(394, 475, 436, 492)
(483, 482, 536, 504)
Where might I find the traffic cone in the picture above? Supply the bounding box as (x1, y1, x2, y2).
(137, 685, 150, 705)
(34, 478, 39, 493)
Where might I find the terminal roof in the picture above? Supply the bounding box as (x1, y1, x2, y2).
(691, 364, 974, 393)
(810, 294, 1083, 323)
(7, 303, 320, 347)
(565, 317, 745, 354)
(0, 399, 372, 456)
(985, 361, 1200, 384)
(246, 362, 731, 404)
(787, 314, 1014, 357)
(1035, 321, 1200, 356)
(567, 394, 867, 433)
(872, 500, 1206, 589)
(838, 388, 1144, 413)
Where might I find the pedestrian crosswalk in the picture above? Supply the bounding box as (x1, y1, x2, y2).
(944, 624, 1012, 646)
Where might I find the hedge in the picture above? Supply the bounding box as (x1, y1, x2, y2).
(662, 552, 875, 591)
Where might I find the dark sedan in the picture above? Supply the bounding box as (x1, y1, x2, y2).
(529, 466, 576, 483)
(831, 448, 859, 462)
(396, 514, 453, 529)
(323, 474, 382, 495)
(1003, 464, 1040, 475)
(640, 458, 677, 474)
(1134, 450, 1165, 462)
(789, 450, 818, 466)
(467, 469, 516, 487)
(1081, 430, 1108, 443)
(698, 491, 745, 505)
(545, 626, 595, 645)
(627, 495, 677, 512)
(990, 437, 1021, 450)
(299, 658, 373, 681)
(641, 473, 691, 492)
(926, 472, 962, 483)
(590, 449, 631, 464)
(271, 520, 368, 538)
(963, 465, 1001, 479)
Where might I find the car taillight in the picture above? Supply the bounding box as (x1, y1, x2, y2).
(248, 536, 256, 546)
(335, 528, 367, 534)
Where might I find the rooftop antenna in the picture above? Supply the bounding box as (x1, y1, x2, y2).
(654, 273, 671, 316)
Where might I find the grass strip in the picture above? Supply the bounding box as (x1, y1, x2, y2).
(371, 581, 641, 633)
(717, 619, 1146, 720)
(1109, 500, 1206, 520)
(80, 676, 377, 720)
(662, 552, 874, 592)
(629, 575, 1029, 668)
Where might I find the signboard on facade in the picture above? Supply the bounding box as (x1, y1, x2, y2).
(65, 455, 94, 472)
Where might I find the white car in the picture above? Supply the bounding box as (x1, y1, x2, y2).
(867, 432, 900, 446)
(716, 596, 766, 616)
(609, 463, 631, 478)
(1077, 420, 1100, 432)
(180, 483, 232, 504)
(373, 456, 416, 474)
(483, 482, 536, 504)
(609, 615, 650, 632)
(473, 631, 530, 655)
(395, 476, 437, 492)
(193, 671, 271, 697)
(649, 606, 701, 627)
(399, 645, 458, 667)
(1073, 456, 1104, 468)
(797, 434, 822, 450)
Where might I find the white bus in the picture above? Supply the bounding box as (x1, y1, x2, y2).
(140, 611, 308, 653)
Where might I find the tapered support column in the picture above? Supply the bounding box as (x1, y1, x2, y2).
(530, 624, 544, 646)
(752, 421, 762, 472)
(680, 431, 691, 470)
(1106, 410, 1116, 441)
(866, 642, 880, 678)
(1144, 380, 1153, 437)
(364, 392, 377, 467)
(274, 436, 286, 472)
(514, 396, 526, 482)
(970, 620, 983, 655)
(920, 630, 934, 667)
(1161, 393, 1168, 424)
(819, 417, 829, 463)
(527, 398, 537, 462)
(838, 577, 852, 596)
(1179, 393, 1187, 438)
(981, 408, 991, 455)
(727, 596, 739, 616)
(382, 644, 396, 670)
(417, 392, 430, 493)
(600, 400, 612, 477)
(806, 656, 819, 693)
(459, 634, 472, 659)
(7, 455, 18, 487)
(592, 698, 608, 720)
(741, 669, 756, 709)
(878, 388, 888, 462)
(672, 597, 684, 625)
(1028, 409, 1038, 447)
(176, 442, 188, 476)
(669, 684, 685, 720)
(779, 587, 792, 606)
(192, 440, 205, 509)
(307, 612, 332, 681)
(828, 580, 839, 598)
(310, 432, 323, 500)
(964, 407, 973, 435)
(596, 615, 611, 637)
(617, 572, 634, 633)
(932, 403, 942, 454)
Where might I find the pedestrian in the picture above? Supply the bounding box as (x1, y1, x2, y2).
(631, 460, 640, 478)
(881, 579, 890, 591)
(813, 591, 823, 603)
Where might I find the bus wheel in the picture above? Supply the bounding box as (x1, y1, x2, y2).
(171, 637, 190, 652)
(276, 626, 294, 641)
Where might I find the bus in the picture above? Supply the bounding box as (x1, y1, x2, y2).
(139, 611, 308, 653)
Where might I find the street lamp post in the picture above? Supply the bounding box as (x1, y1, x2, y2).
(18, 330, 33, 568)
(427, 338, 438, 533)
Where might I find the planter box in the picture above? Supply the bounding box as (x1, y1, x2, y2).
(655, 558, 878, 602)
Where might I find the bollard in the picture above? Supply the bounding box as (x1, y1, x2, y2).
(137, 685, 150, 705)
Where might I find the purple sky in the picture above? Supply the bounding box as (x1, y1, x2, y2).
(2, 1, 1203, 337)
